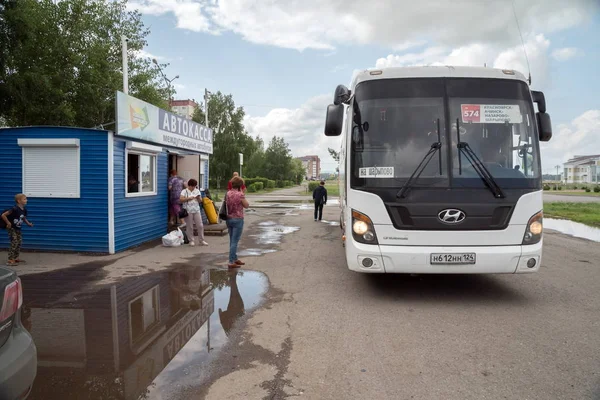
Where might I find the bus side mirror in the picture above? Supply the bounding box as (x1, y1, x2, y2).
(537, 112, 552, 142)
(334, 85, 351, 105)
(325, 104, 344, 136)
(532, 90, 546, 113)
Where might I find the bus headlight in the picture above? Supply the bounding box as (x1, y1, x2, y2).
(352, 210, 378, 245)
(523, 211, 543, 245)
(352, 220, 368, 235)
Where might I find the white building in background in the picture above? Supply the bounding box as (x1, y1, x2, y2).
(169, 99, 198, 120)
(563, 155, 600, 184)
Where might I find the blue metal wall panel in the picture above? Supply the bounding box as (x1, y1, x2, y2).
(203, 157, 209, 190)
(0, 127, 109, 252)
(113, 138, 168, 252)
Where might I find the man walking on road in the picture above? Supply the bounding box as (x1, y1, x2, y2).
(227, 172, 246, 192)
(312, 181, 327, 221)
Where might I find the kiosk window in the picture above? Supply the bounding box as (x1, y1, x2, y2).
(126, 151, 157, 196)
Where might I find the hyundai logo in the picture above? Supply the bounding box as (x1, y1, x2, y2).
(438, 209, 466, 224)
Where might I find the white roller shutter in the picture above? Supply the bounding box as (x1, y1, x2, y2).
(19, 139, 80, 198)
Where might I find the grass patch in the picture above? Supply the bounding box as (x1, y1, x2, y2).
(544, 202, 600, 228)
(299, 184, 340, 197)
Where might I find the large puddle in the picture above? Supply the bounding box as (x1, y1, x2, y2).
(251, 198, 339, 209)
(251, 221, 301, 245)
(22, 265, 268, 400)
(545, 218, 600, 242)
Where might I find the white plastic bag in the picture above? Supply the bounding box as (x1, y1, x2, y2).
(162, 228, 184, 247)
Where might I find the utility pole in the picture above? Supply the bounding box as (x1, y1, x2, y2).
(555, 165, 561, 183)
(204, 88, 211, 128)
(121, 36, 128, 94)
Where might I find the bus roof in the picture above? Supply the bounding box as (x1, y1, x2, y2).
(350, 66, 529, 90)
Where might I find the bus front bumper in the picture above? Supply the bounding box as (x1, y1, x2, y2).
(347, 240, 543, 274)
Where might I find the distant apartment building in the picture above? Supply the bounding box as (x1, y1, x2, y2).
(169, 99, 198, 120)
(297, 155, 320, 180)
(563, 155, 600, 183)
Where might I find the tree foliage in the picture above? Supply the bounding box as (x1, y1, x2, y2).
(0, 0, 305, 186)
(328, 147, 340, 162)
(263, 136, 293, 181)
(289, 158, 305, 184)
(0, 0, 170, 127)
(193, 92, 259, 185)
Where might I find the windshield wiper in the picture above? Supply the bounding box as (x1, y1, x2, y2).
(455, 118, 505, 199)
(396, 119, 443, 199)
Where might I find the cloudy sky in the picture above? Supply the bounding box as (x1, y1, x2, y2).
(129, 0, 600, 173)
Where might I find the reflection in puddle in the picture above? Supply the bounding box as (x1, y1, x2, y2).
(237, 248, 278, 256)
(251, 199, 338, 210)
(252, 222, 300, 245)
(545, 218, 600, 242)
(321, 219, 340, 226)
(22, 265, 268, 400)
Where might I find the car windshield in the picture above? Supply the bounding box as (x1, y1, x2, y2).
(351, 78, 541, 190)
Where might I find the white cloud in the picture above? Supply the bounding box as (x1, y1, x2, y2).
(331, 64, 349, 73)
(551, 47, 582, 61)
(128, 0, 213, 33)
(493, 34, 551, 87)
(374, 34, 551, 89)
(134, 49, 166, 61)
(244, 95, 341, 171)
(392, 40, 428, 52)
(375, 46, 449, 68)
(129, 0, 597, 51)
(540, 110, 600, 172)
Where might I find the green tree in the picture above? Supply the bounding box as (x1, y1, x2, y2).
(263, 136, 293, 181)
(193, 92, 259, 185)
(245, 136, 266, 178)
(0, 0, 169, 127)
(288, 158, 305, 184)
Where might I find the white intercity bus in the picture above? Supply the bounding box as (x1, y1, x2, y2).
(325, 66, 553, 274)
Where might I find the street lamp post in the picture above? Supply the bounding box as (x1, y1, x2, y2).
(204, 88, 211, 128)
(152, 58, 179, 106)
(121, 36, 129, 94)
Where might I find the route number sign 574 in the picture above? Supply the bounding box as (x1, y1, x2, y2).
(461, 105, 481, 123)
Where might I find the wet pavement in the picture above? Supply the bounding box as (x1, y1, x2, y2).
(545, 218, 600, 242)
(22, 265, 268, 400)
(12, 201, 304, 400)
(251, 222, 300, 246)
(9, 190, 600, 399)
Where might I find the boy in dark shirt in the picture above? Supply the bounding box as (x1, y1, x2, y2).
(2, 194, 33, 266)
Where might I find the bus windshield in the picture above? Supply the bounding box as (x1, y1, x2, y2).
(351, 78, 541, 190)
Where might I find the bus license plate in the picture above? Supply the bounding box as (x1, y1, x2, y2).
(430, 253, 476, 265)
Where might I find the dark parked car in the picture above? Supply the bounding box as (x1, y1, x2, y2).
(0, 267, 36, 400)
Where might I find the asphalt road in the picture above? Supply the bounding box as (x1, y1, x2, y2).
(197, 202, 600, 400)
(544, 193, 600, 202)
(15, 191, 600, 400)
